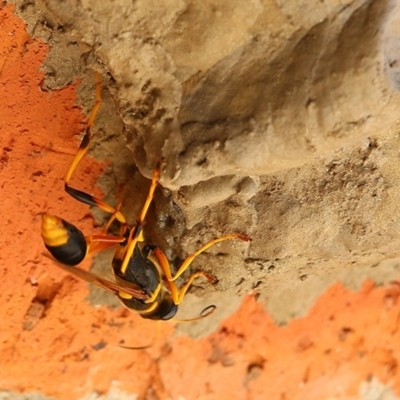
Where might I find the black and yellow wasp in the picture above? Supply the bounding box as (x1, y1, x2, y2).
(41, 72, 249, 321)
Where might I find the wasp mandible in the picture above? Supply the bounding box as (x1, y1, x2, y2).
(41, 72, 250, 321)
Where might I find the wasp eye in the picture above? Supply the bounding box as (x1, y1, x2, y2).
(161, 303, 178, 320)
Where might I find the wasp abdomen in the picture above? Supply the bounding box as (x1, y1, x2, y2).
(41, 214, 87, 266)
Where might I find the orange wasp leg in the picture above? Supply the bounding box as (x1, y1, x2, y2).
(64, 71, 102, 184)
(171, 234, 250, 282)
(63, 71, 127, 226)
(85, 234, 126, 256)
(153, 233, 250, 305)
(154, 246, 214, 305)
(119, 163, 161, 275)
(102, 184, 126, 235)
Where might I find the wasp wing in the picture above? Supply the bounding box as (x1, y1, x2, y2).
(44, 254, 148, 301)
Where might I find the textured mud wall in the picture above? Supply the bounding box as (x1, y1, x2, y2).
(13, 0, 400, 322)
(3, 0, 400, 399)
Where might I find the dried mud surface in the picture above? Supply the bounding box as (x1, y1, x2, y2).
(2, 1, 400, 399)
(8, 0, 400, 325)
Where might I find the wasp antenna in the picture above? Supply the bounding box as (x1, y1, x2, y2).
(200, 304, 217, 318)
(118, 343, 152, 351)
(118, 320, 162, 350)
(173, 304, 217, 324)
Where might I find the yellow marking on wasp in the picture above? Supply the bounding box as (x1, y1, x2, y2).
(137, 230, 144, 242)
(138, 300, 159, 314)
(118, 290, 134, 299)
(144, 283, 161, 304)
(41, 214, 69, 247)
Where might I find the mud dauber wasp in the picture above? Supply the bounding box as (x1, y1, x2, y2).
(41, 72, 250, 321)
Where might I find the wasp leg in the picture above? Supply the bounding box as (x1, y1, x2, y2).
(172, 234, 250, 281)
(137, 163, 161, 225)
(154, 234, 250, 304)
(119, 164, 161, 274)
(86, 234, 126, 256)
(102, 183, 127, 235)
(63, 72, 128, 226)
(152, 248, 214, 305)
(152, 247, 181, 303)
(64, 71, 102, 185)
(65, 187, 128, 226)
